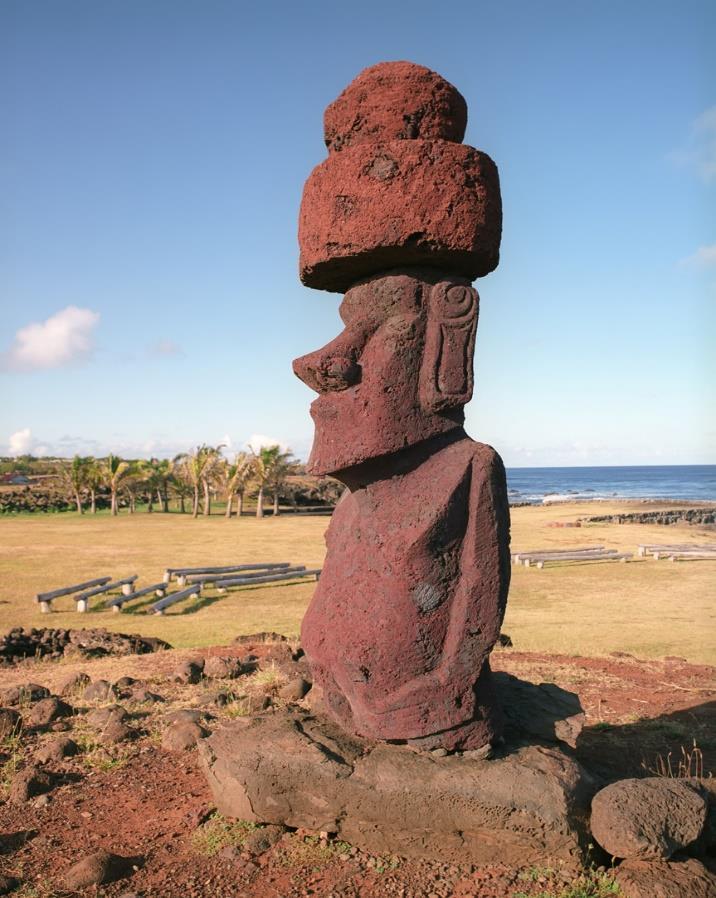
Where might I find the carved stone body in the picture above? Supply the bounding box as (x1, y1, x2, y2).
(293, 62, 510, 750)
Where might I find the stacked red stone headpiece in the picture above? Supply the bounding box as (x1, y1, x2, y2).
(299, 61, 502, 293)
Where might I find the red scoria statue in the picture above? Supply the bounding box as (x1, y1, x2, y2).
(293, 62, 511, 751)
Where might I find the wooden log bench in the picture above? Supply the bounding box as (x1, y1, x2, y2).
(185, 565, 308, 586)
(663, 550, 716, 562)
(511, 546, 604, 564)
(522, 551, 632, 569)
(74, 576, 139, 613)
(163, 562, 291, 586)
(152, 584, 203, 615)
(214, 569, 322, 593)
(638, 544, 716, 559)
(107, 582, 168, 612)
(35, 577, 112, 614)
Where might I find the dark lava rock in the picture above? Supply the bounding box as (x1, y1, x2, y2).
(173, 660, 204, 684)
(0, 683, 50, 705)
(127, 687, 164, 704)
(35, 735, 79, 764)
(9, 765, 53, 803)
(83, 679, 116, 702)
(494, 674, 585, 749)
(162, 720, 208, 752)
(0, 874, 19, 895)
(203, 656, 243, 679)
(25, 696, 73, 729)
(57, 671, 91, 696)
(591, 777, 707, 859)
(86, 705, 132, 744)
(61, 850, 137, 890)
(0, 707, 22, 739)
(278, 677, 311, 702)
(0, 627, 171, 665)
(243, 824, 286, 856)
(615, 855, 716, 898)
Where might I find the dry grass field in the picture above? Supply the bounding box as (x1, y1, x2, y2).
(0, 501, 714, 663)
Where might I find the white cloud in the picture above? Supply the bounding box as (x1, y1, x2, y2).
(7, 428, 34, 456)
(2, 306, 100, 372)
(670, 104, 716, 182)
(246, 433, 289, 453)
(680, 243, 716, 267)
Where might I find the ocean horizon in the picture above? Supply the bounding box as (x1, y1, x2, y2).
(504, 464, 716, 505)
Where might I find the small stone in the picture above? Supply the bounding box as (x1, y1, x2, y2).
(128, 687, 164, 704)
(218, 845, 242, 860)
(57, 671, 90, 696)
(591, 778, 708, 859)
(0, 683, 50, 706)
(173, 660, 204, 684)
(114, 676, 138, 689)
(83, 679, 116, 702)
(162, 720, 207, 751)
(0, 707, 22, 739)
(9, 765, 52, 803)
(203, 656, 243, 679)
(243, 824, 286, 856)
(49, 719, 71, 732)
(615, 855, 716, 898)
(34, 793, 51, 808)
(243, 861, 259, 875)
(35, 736, 78, 764)
(165, 708, 205, 725)
(61, 850, 135, 890)
(431, 748, 447, 758)
(86, 705, 132, 744)
(0, 874, 20, 895)
(463, 744, 493, 761)
(26, 696, 73, 729)
(278, 678, 311, 702)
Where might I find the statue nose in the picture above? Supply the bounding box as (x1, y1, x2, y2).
(293, 351, 361, 394)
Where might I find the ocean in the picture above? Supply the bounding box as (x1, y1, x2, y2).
(505, 465, 716, 505)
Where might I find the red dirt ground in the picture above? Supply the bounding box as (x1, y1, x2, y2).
(1, 644, 714, 897)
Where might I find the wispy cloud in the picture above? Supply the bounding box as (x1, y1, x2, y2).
(7, 428, 35, 456)
(1, 306, 100, 372)
(680, 243, 716, 267)
(149, 339, 184, 357)
(670, 104, 716, 182)
(245, 433, 289, 453)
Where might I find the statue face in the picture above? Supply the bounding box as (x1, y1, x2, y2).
(293, 270, 478, 478)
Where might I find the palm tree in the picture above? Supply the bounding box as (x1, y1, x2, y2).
(222, 452, 254, 519)
(251, 445, 295, 518)
(61, 455, 91, 514)
(170, 455, 192, 513)
(85, 458, 104, 514)
(175, 445, 223, 518)
(104, 454, 130, 516)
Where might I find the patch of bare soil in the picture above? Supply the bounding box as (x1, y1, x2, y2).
(1, 640, 714, 897)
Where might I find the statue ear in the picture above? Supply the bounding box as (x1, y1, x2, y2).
(419, 281, 479, 413)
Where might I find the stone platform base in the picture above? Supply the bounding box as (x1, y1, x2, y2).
(199, 709, 594, 866)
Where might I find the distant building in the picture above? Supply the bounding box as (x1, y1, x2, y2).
(0, 473, 31, 485)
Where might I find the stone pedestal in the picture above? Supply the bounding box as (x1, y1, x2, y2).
(199, 709, 594, 867)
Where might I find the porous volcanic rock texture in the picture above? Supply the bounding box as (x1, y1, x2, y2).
(200, 710, 593, 866)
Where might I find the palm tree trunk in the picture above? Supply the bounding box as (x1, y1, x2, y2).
(180, 495, 186, 514)
(203, 480, 211, 516)
(273, 491, 279, 516)
(160, 488, 168, 513)
(256, 486, 264, 518)
(111, 490, 118, 516)
(192, 486, 199, 518)
(74, 491, 83, 514)
(90, 489, 97, 514)
(225, 493, 233, 518)
(147, 493, 153, 513)
(237, 491, 244, 517)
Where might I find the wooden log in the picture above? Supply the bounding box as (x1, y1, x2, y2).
(519, 550, 620, 564)
(74, 576, 138, 605)
(667, 551, 716, 562)
(152, 584, 202, 615)
(165, 562, 291, 582)
(107, 582, 167, 611)
(186, 565, 308, 585)
(531, 552, 633, 569)
(215, 569, 322, 593)
(512, 546, 604, 562)
(36, 576, 112, 605)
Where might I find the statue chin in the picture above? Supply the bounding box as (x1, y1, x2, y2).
(306, 391, 465, 481)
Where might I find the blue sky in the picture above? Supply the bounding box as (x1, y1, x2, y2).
(1, 0, 714, 466)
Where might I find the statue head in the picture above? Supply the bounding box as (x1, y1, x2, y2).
(293, 268, 479, 478)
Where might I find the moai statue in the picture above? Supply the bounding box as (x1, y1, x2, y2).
(293, 62, 511, 751)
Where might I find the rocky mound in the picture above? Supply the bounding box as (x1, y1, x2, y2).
(0, 626, 171, 666)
